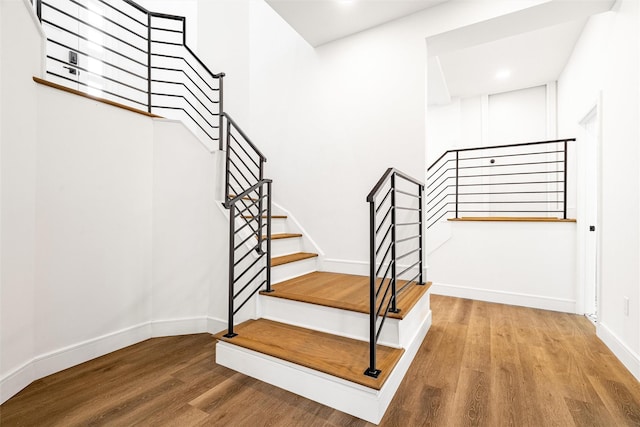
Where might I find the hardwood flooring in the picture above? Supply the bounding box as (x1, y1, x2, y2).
(2, 295, 640, 426)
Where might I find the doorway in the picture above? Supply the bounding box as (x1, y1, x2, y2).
(580, 103, 601, 323)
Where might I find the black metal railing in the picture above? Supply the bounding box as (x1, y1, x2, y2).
(365, 168, 425, 378)
(34, 0, 224, 149)
(427, 138, 575, 228)
(224, 179, 272, 338)
(222, 113, 271, 338)
(30, 0, 272, 339)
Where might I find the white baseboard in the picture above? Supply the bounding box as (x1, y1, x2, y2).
(1, 316, 226, 405)
(0, 361, 37, 407)
(151, 316, 209, 337)
(207, 317, 227, 335)
(597, 322, 640, 382)
(0, 322, 150, 405)
(430, 282, 576, 313)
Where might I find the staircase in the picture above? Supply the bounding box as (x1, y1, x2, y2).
(29, 0, 431, 421)
(216, 198, 432, 424)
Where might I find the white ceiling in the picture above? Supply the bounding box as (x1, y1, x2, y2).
(265, 0, 450, 47)
(433, 19, 587, 101)
(265, 0, 615, 103)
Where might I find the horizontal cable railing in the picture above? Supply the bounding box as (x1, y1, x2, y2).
(34, 0, 224, 149)
(427, 139, 575, 228)
(222, 113, 271, 338)
(365, 168, 425, 378)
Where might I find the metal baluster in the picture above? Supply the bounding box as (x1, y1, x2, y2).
(365, 200, 380, 378)
(224, 118, 231, 204)
(258, 160, 264, 255)
(390, 174, 399, 313)
(563, 140, 568, 220)
(418, 184, 425, 286)
(224, 203, 238, 338)
(147, 12, 152, 114)
(455, 151, 459, 219)
(218, 75, 225, 151)
(265, 181, 273, 293)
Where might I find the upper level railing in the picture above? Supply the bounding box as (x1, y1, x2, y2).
(427, 138, 575, 228)
(366, 168, 425, 378)
(33, 0, 224, 149)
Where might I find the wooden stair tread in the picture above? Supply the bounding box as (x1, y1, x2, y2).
(449, 216, 576, 223)
(214, 319, 403, 390)
(260, 271, 431, 319)
(272, 252, 318, 266)
(263, 233, 303, 240)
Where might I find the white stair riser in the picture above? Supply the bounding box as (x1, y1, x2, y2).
(259, 287, 431, 348)
(259, 296, 400, 347)
(271, 257, 318, 284)
(271, 218, 288, 235)
(271, 237, 303, 258)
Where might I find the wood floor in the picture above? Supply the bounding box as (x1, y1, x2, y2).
(3, 295, 640, 426)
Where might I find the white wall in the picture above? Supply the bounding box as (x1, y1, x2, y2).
(0, 1, 227, 403)
(197, 0, 250, 125)
(558, 0, 640, 379)
(488, 85, 547, 144)
(0, 0, 41, 403)
(429, 221, 576, 312)
(151, 119, 227, 335)
(427, 84, 550, 165)
(190, 0, 550, 273)
(34, 85, 154, 355)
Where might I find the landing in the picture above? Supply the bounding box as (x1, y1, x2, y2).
(214, 319, 404, 390)
(261, 271, 431, 319)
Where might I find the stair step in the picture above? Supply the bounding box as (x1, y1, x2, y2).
(214, 319, 403, 390)
(272, 252, 318, 267)
(261, 271, 431, 319)
(263, 233, 302, 240)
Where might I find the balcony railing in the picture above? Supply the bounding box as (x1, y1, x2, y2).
(33, 0, 224, 149)
(427, 138, 575, 228)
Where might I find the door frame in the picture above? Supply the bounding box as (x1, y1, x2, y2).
(576, 93, 603, 318)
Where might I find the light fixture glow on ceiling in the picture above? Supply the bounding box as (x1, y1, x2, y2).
(495, 69, 511, 80)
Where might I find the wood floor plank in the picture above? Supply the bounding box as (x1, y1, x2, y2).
(3, 296, 640, 426)
(564, 397, 612, 427)
(449, 368, 489, 426)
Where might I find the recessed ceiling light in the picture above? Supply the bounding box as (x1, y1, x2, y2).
(495, 69, 511, 80)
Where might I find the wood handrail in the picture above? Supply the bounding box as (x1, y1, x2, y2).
(33, 77, 162, 118)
